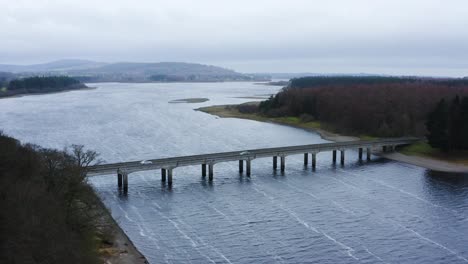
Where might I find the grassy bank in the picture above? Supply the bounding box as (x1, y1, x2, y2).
(197, 103, 366, 142)
(400, 142, 468, 166)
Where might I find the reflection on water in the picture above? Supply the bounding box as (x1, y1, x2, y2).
(0, 82, 467, 264)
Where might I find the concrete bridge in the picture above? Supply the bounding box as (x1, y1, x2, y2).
(87, 137, 419, 192)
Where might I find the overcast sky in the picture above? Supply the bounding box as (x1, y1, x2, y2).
(2, 0, 468, 76)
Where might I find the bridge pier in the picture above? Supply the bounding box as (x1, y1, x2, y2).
(161, 169, 167, 182)
(273, 156, 277, 170)
(202, 164, 207, 177)
(167, 169, 173, 185)
(332, 150, 337, 163)
(367, 148, 371, 160)
(304, 153, 308, 166)
(382, 146, 387, 152)
(280, 156, 286, 172)
(208, 164, 214, 181)
(358, 148, 363, 160)
(246, 160, 251, 176)
(117, 172, 123, 188)
(239, 160, 244, 173)
(340, 150, 345, 165)
(312, 153, 316, 169)
(123, 173, 128, 193)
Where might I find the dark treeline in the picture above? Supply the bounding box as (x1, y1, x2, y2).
(259, 76, 468, 138)
(0, 132, 104, 263)
(426, 96, 468, 151)
(290, 76, 468, 89)
(1, 76, 86, 98)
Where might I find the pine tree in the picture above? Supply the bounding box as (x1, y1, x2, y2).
(426, 99, 449, 150)
(460, 97, 468, 149)
(448, 96, 462, 150)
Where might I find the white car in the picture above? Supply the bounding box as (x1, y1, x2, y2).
(240, 151, 250, 155)
(140, 160, 153, 165)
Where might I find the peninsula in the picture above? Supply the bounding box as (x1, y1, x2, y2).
(198, 76, 468, 173)
(0, 76, 88, 98)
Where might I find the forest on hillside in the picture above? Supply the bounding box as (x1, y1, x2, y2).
(258, 77, 468, 139)
(0, 133, 105, 263)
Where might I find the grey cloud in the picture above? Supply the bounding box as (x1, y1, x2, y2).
(1, 0, 468, 76)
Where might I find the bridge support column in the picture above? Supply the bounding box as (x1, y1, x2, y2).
(123, 173, 128, 193)
(389, 145, 394, 152)
(117, 172, 123, 188)
(358, 148, 363, 160)
(312, 153, 316, 169)
(382, 146, 387, 152)
(304, 153, 308, 166)
(246, 160, 251, 176)
(202, 164, 207, 177)
(208, 164, 214, 181)
(161, 169, 167, 182)
(239, 160, 244, 173)
(340, 150, 345, 165)
(332, 150, 337, 163)
(280, 156, 285, 172)
(273, 156, 277, 170)
(167, 169, 173, 185)
(366, 148, 371, 160)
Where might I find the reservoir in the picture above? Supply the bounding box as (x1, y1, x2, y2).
(0, 82, 467, 263)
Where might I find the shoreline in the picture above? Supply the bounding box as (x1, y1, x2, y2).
(196, 103, 359, 142)
(0, 86, 96, 99)
(95, 192, 149, 264)
(197, 103, 468, 173)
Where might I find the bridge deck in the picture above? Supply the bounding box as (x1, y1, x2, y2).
(87, 137, 418, 176)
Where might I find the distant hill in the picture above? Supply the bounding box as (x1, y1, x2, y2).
(0, 59, 106, 73)
(0, 60, 268, 82)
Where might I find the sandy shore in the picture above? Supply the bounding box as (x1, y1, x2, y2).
(96, 196, 149, 264)
(196, 104, 359, 143)
(102, 215, 148, 264)
(197, 103, 468, 173)
(169, 97, 209, 103)
(379, 152, 468, 173)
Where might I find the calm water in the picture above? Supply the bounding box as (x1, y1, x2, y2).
(1, 82, 467, 264)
